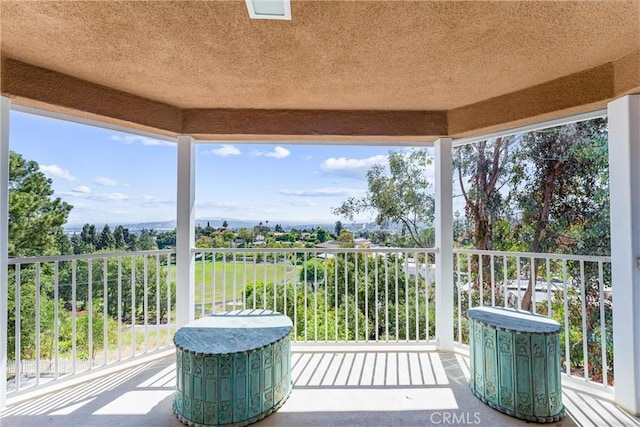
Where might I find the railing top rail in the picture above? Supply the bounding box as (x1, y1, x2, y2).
(8, 249, 176, 265)
(453, 248, 611, 263)
(192, 247, 439, 254)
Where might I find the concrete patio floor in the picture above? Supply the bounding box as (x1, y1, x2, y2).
(1, 345, 638, 427)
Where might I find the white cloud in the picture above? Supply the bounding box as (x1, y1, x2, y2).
(110, 134, 174, 147)
(209, 145, 242, 157)
(320, 154, 388, 179)
(278, 187, 364, 197)
(93, 192, 130, 201)
(94, 176, 118, 186)
(252, 146, 291, 159)
(72, 185, 91, 194)
(288, 199, 317, 207)
(140, 195, 175, 207)
(40, 164, 77, 181)
(196, 200, 242, 209)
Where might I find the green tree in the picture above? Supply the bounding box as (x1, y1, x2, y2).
(138, 228, 158, 250)
(8, 151, 72, 257)
(338, 229, 355, 248)
(238, 228, 253, 246)
(454, 136, 516, 250)
(512, 119, 609, 310)
(98, 224, 116, 251)
(113, 225, 126, 250)
(334, 220, 343, 236)
(222, 220, 228, 229)
(333, 150, 434, 247)
(316, 227, 327, 243)
(156, 229, 176, 249)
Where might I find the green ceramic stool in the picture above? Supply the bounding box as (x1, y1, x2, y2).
(173, 309, 293, 427)
(467, 307, 565, 423)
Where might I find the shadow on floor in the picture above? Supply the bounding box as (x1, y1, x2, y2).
(1, 350, 638, 427)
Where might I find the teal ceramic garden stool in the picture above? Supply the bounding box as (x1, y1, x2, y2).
(467, 307, 565, 423)
(173, 309, 293, 427)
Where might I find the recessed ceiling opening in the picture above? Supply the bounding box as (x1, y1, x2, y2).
(245, 0, 291, 20)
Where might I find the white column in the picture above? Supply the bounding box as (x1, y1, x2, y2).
(176, 135, 195, 327)
(0, 97, 10, 408)
(434, 137, 454, 351)
(609, 94, 640, 416)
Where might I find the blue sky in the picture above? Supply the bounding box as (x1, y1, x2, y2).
(9, 111, 441, 227)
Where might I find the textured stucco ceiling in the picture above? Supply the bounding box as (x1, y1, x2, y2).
(1, 0, 639, 141)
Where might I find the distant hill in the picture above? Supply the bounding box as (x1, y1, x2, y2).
(64, 218, 394, 234)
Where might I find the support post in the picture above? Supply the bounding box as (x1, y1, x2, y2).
(434, 137, 454, 351)
(609, 94, 640, 415)
(176, 135, 195, 327)
(0, 97, 9, 408)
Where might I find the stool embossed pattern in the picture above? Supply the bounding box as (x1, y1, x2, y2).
(173, 309, 293, 427)
(467, 306, 565, 423)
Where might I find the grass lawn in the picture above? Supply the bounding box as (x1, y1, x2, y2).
(191, 258, 299, 307)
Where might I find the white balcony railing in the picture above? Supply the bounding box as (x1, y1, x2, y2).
(5, 246, 613, 400)
(6, 250, 176, 394)
(453, 249, 612, 390)
(192, 247, 438, 344)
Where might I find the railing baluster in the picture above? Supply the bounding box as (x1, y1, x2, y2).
(563, 261, 570, 377)
(263, 252, 267, 310)
(131, 256, 136, 358)
(456, 253, 462, 344)
(88, 259, 93, 368)
(404, 253, 409, 342)
(598, 261, 608, 386)
(364, 252, 369, 343)
(15, 264, 21, 391)
(273, 251, 277, 313)
(155, 255, 161, 350)
(35, 262, 41, 385)
(503, 256, 508, 308)
(242, 253, 247, 309)
(425, 251, 430, 341)
(375, 252, 379, 342)
(384, 253, 389, 342)
(530, 257, 536, 314)
(143, 256, 148, 353)
(233, 252, 238, 312)
(224, 252, 229, 313)
(490, 254, 496, 307)
(303, 252, 307, 342)
(314, 252, 318, 343)
(479, 254, 483, 307)
(252, 253, 257, 309)
(467, 254, 472, 311)
(54, 261, 60, 380)
(546, 258, 552, 316)
(580, 260, 588, 381)
(200, 251, 205, 316)
(334, 251, 339, 342)
(516, 256, 522, 308)
(395, 253, 399, 341)
(345, 252, 349, 341)
(167, 253, 172, 345)
(72, 259, 77, 373)
(212, 251, 217, 313)
(324, 255, 329, 342)
(104, 257, 109, 364)
(414, 253, 419, 341)
(355, 250, 359, 342)
(118, 257, 122, 361)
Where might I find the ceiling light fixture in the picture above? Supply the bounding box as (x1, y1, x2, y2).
(245, 0, 291, 20)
